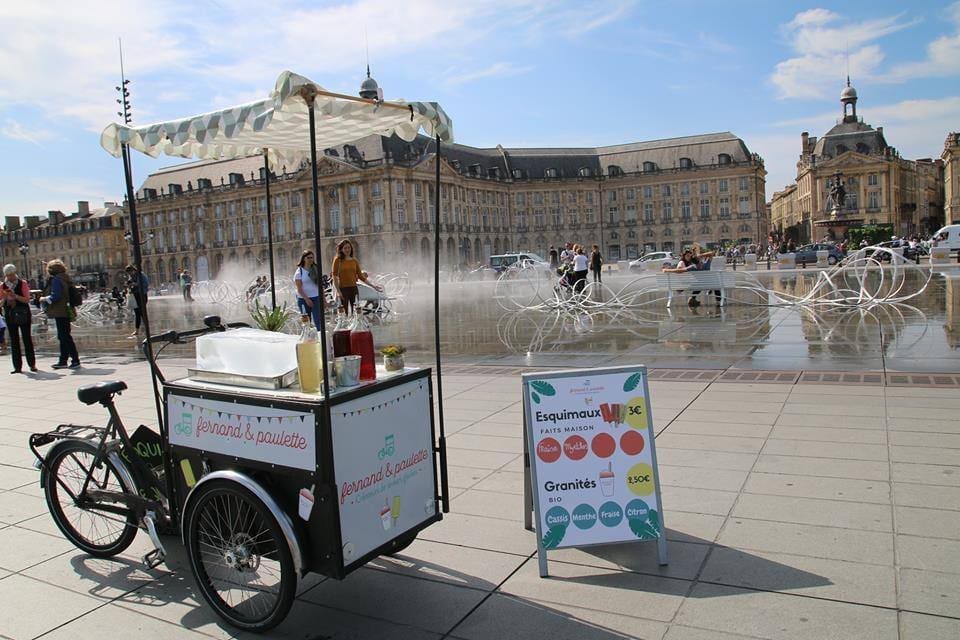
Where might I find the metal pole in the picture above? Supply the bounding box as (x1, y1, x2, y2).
(305, 91, 332, 404)
(433, 135, 450, 513)
(263, 151, 277, 309)
(121, 143, 172, 514)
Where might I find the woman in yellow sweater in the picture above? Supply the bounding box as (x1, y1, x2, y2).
(331, 239, 382, 313)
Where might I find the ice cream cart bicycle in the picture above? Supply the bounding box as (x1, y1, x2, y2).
(28, 71, 456, 632)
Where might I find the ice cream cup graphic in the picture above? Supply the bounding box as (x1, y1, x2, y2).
(380, 502, 392, 530)
(600, 462, 615, 497)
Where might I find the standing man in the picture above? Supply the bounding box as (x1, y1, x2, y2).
(126, 265, 149, 339)
(182, 270, 193, 302)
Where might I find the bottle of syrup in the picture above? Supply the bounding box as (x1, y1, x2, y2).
(296, 315, 321, 393)
(332, 311, 352, 358)
(349, 311, 376, 381)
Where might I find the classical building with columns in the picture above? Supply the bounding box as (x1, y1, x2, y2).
(770, 79, 944, 243)
(943, 132, 960, 225)
(130, 130, 767, 285)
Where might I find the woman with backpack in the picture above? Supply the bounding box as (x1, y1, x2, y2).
(40, 259, 80, 369)
(1, 264, 37, 373)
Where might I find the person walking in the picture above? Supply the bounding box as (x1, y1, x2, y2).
(40, 259, 80, 369)
(182, 270, 193, 302)
(1, 264, 37, 373)
(572, 245, 589, 293)
(331, 239, 382, 314)
(294, 250, 322, 329)
(125, 265, 149, 338)
(589, 244, 603, 283)
(548, 245, 559, 270)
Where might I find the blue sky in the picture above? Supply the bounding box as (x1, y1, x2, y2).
(1, 0, 958, 218)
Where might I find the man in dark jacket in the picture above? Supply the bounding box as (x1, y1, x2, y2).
(40, 259, 80, 369)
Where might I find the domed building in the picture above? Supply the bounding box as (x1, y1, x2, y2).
(770, 78, 944, 242)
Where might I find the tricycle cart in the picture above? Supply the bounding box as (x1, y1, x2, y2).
(30, 71, 455, 632)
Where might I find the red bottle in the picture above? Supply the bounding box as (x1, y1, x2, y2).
(348, 312, 376, 381)
(331, 312, 352, 358)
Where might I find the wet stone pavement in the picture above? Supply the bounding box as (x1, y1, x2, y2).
(1, 265, 959, 639)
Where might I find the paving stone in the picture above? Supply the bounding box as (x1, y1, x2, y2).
(732, 493, 892, 532)
(762, 439, 889, 462)
(717, 519, 894, 565)
(451, 593, 669, 640)
(887, 417, 960, 434)
(40, 602, 211, 640)
(674, 582, 898, 640)
(659, 486, 739, 517)
(654, 449, 758, 472)
(893, 483, 960, 511)
(550, 538, 708, 581)
(447, 433, 523, 453)
(664, 626, 765, 640)
(446, 488, 523, 522)
(897, 535, 960, 573)
(658, 466, 748, 493)
(444, 448, 520, 470)
(0, 574, 102, 639)
(899, 611, 960, 640)
(0, 524, 75, 572)
(753, 455, 890, 481)
(890, 431, 960, 449)
(0, 464, 39, 493)
(743, 472, 890, 504)
(781, 402, 885, 418)
(446, 465, 493, 490)
(898, 568, 960, 618)
(699, 546, 897, 607)
(775, 413, 885, 429)
(768, 425, 887, 444)
(673, 410, 780, 426)
(299, 565, 487, 633)
(366, 539, 527, 591)
(891, 462, 960, 487)
(419, 512, 536, 556)
(656, 434, 765, 454)
(895, 506, 960, 539)
(499, 557, 689, 623)
(665, 420, 773, 439)
(0, 490, 46, 524)
(891, 446, 960, 466)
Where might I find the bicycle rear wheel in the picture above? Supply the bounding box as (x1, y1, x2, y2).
(184, 480, 296, 632)
(42, 439, 139, 557)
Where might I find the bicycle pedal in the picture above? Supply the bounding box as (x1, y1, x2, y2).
(142, 548, 165, 570)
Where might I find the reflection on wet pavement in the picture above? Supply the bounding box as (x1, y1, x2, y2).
(30, 269, 960, 374)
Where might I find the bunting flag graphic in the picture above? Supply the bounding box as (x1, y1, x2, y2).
(174, 398, 309, 425)
(339, 384, 426, 418)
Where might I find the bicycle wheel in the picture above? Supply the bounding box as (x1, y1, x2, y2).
(184, 480, 296, 632)
(42, 439, 139, 557)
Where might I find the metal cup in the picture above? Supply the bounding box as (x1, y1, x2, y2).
(334, 355, 362, 387)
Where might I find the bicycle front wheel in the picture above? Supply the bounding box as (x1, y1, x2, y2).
(184, 480, 296, 632)
(42, 439, 139, 557)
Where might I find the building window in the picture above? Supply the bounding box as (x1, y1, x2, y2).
(739, 177, 749, 191)
(414, 182, 422, 197)
(643, 203, 654, 223)
(290, 192, 301, 208)
(868, 174, 878, 186)
(643, 186, 653, 199)
(273, 195, 284, 211)
(293, 215, 303, 234)
(347, 185, 359, 201)
(607, 190, 617, 203)
(626, 188, 636, 200)
(373, 203, 384, 227)
(228, 202, 237, 217)
(349, 206, 359, 229)
(680, 182, 690, 196)
(534, 192, 544, 205)
(415, 202, 424, 224)
(395, 182, 404, 196)
(396, 202, 405, 224)
(244, 220, 253, 241)
(243, 200, 252, 214)
(586, 192, 595, 205)
(608, 207, 619, 224)
(719, 179, 728, 193)
(371, 182, 381, 197)
(516, 193, 525, 205)
(699, 181, 709, 194)
(330, 206, 341, 231)
(259, 197, 267, 213)
(700, 199, 710, 219)
(738, 196, 750, 215)
(719, 198, 730, 218)
(868, 192, 880, 209)
(626, 205, 637, 222)
(681, 200, 691, 220)
(585, 207, 594, 224)
(661, 184, 671, 197)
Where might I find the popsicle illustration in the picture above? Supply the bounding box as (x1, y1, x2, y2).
(600, 462, 615, 496)
(380, 500, 392, 531)
(391, 496, 401, 525)
(600, 403, 612, 424)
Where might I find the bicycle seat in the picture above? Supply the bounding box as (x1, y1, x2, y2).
(77, 380, 128, 405)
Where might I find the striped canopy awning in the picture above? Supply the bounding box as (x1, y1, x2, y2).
(100, 70, 454, 168)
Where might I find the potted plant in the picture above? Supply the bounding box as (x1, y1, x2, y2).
(250, 300, 293, 332)
(379, 344, 406, 371)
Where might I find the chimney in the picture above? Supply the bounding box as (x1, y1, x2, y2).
(24, 216, 42, 228)
(4, 216, 20, 231)
(77, 201, 89, 216)
(877, 127, 883, 137)
(48, 210, 65, 225)
(801, 132, 809, 152)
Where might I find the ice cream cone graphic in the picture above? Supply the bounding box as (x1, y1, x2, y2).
(600, 462, 615, 497)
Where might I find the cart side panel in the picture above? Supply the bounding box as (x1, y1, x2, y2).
(330, 371, 438, 571)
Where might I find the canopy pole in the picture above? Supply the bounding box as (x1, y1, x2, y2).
(305, 90, 332, 404)
(433, 135, 449, 513)
(121, 143, 173, 512)
(263, 151, 277, 309)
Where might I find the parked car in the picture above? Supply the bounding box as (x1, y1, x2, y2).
(488, 252, 549, 273)
(793, 243, 845, 265)
(933, 224, 960, 252)
(629, 251, 678, 272)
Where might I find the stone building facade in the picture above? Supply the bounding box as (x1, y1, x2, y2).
(0, 202, 127, 288)
(770, 80, 945, 242)
(943, 132, 960, 225)
(129, 131, 767, 284)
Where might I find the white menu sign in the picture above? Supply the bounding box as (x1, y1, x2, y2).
(331, 377, 436, 565)
(167, 394, 316, 471)
(523, 366, 667, 576)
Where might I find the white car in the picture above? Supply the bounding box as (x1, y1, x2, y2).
(629, 251, 679, 272)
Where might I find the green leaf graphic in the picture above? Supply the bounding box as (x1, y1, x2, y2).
(532, 391, 541, 404)
(623, 372, 644, 392)
(541, 524, 567, 549)
(628, 509, 661, 539)
(531, 380, 556, 396)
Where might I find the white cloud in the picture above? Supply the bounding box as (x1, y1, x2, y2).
(0, 118, 52, 144)
(771, 8, 918, 99)
(445, 63, 535, 87)
(885, 1, 960, 81)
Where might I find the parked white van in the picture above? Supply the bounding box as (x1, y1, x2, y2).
(933, 224, 960, 252)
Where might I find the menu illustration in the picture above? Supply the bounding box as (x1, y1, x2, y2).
(525, 369, 663, 550)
